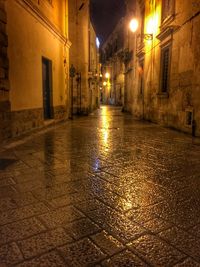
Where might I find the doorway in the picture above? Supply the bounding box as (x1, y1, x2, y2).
(42, 58, 53, 120)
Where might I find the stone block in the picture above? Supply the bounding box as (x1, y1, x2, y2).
(0, 67, 5, 78)
(0, 32, 7, 46)
(0, 8, 6, 24)
(0, 56, 9, 68)
(0, 100, 10, 112)
(0, 21, 5, 33)
(0, 46, 7, 56)
(0, 78, 10, 91)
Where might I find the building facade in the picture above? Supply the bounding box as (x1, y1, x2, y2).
(68, 0, 100, 115)
(0, 0, 11, 141)
(0, 0, 100, 143)
(0, 0, 71, 142)
(101, 18, 125, 106)
(125, 0, 200, 136)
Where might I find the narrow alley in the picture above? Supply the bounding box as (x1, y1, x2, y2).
(1, 106, 200, 266)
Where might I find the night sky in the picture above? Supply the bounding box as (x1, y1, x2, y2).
(90, 0, 126, 45)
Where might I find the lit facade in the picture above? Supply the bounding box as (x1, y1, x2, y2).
(0, 0, 100, 142)
(0, 0, 71, 141)
(101, 18, 125, 106)
(68, 0, 100, 115)
(125, 0, 200, 136)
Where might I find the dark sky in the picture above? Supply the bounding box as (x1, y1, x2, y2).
(90, 0, 126, 45)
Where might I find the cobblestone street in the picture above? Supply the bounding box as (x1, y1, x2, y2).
(1, 106, 200, 266)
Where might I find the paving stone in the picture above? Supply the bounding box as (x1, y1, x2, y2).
(0, 202, 49, 225)
(0, 217, 46, 245)
(38, 206, 84, 229)
(32, 183, 77, 200)
(64, 217, 100, 239)
(188, 223, 200, 238)
(159, 226, 200, 262)
(18, 228, 72, 259)
(15, 250, 68, 267)
(126, 206, 157, 224)
(13, 192, 38, 206)
(87, 206, 147, 243)
(0, 242, 23, 265)
(59, 238, 106, 266)
(0, 185, 17, 198)
(91, 230, 124, 256)
(0, 177, 15, 187)
(0, 197, 18, 212)
(128, 234, 186, 266)
(101, 250, 149, 267)
(1, 106, 200, 266)
(173, 258, 200, 267)
(47, 195, 73, 209)
(74, 198, 103, 213)
(143, 217, 172, 233)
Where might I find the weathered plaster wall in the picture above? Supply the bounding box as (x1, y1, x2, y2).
(89, 22, 100, 111)
(6, 0, 70, 136)
(127, 0, 200, 136)
(0, 0, 11, 141)
(68, 0, 90, 115)
(145, 0, 200, 136)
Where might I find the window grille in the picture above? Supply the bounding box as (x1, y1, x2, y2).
(161, 47, 170, 93)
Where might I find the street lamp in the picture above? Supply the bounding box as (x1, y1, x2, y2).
(129, 18, 153, 40)
(105, 72, 110, 79)
(129, 19, 139, 33)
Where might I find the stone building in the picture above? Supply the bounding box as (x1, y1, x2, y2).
(0, 0, 100, 143)
(68, 0, 100, 115)
(125, 0, 200, 136)
(101, 18, 125, 106)
(0, 0, 71, 142)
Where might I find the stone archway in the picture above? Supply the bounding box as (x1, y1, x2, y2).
(0, 0, 11, 141)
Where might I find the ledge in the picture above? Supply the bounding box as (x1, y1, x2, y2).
(160, 14, 175, 30)
(157, 92, 169, 98)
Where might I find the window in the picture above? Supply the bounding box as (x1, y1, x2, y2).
(186, 111, 193, 126)
(160, 46, 171, 93)
(162, 0, 174, 22)
(138, 60, 144, 95)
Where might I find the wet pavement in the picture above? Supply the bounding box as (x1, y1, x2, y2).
(1, 105, 200, 266)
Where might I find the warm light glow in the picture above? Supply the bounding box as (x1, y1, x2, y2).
(101, 107, 109, 147)
(105, 72, 110, 79)
(103, 81, 107, 86)
(129, 18, 139, 33)
(146, 16, 158, 35)
(100, 74, 102, 77)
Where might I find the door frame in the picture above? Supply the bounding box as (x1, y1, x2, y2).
(42, 57, 53, 120)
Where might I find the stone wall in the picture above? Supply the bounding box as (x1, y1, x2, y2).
(11, 108, 43, 137)
(0, 0, 11, 142)
(11, 105, 68, 137)
(53, 105, 68, 120)
(125, 0, 200, 137)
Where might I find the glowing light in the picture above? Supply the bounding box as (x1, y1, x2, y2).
(103, 81, 107, 86)
(100, 74, 102, 77)
(96, 37, 100, 48)
(129, 18, 139, 33)
(105, 72, 110, 79)
(101, 107, 109, 148)
(146, 18, 155, 34)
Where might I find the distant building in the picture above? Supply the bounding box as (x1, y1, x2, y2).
(125, 0, 200, 136)
(101, 18, 125, 106)
(68, 0, 100, 115)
